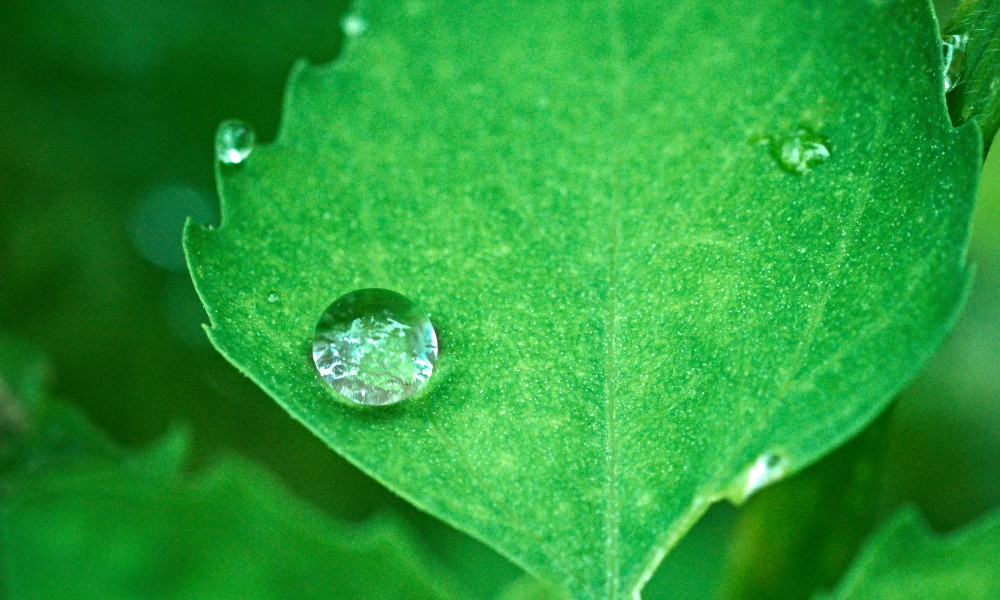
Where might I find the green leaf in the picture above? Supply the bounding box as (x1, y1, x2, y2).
(185, 0, 981, 596)
(0, 334, 465, 600)
(818, 507, 1000, 599)
(717, 416, 888, 599)
(0, 335, 117, 478)
(498, 576, 569, 600)
(416, 515, 545, 599)
(2, 450, 462, 600)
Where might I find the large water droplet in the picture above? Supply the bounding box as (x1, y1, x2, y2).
(215, 120, 256, 165)
(770, 128, 831, 175)
(312, 289, 438, 406)
(942, 33, 968, 93)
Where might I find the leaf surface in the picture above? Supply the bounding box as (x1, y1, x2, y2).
(819, 508, 1000, 599)
(185, 0, 981, 596)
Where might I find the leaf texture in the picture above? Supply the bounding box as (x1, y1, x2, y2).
(185, 0, 982, 596)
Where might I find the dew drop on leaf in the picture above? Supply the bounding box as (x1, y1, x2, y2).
(215, 120, 256, 165)
(768, 127, 831, 175)
(731, 452, 789, 502)
(267, 292, 279, 303)
(941, 33, 968, 93)
(311, 289, 438, 406)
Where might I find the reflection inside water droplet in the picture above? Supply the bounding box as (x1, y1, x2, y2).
(735, 453, 788, 501)
(215, 120, 256, 165)
(942, 33, 968, 93)
(763, 128, 831, 175)
(267, 292, 279, 303)
(311, 289, 438, 406)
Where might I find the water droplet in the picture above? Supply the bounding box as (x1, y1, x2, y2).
(769, 128, 831, 175)
(731, 453, 789, 502)
(267, 292, 279, 303)
(342, 13, 368, 37)
(942, 34, 968, 93)
(215, 120, 255, 165)
(312, 289, 438, 406)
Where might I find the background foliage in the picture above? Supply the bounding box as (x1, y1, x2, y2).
(0, 0, 997, 598)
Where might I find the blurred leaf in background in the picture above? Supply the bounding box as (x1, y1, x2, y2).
(4, 454, 470, 600)
(0, 335, 118, 479)
(818, 507, 1000, 599)
(0, 335, 470, 600)
(0, 0, 389, 518)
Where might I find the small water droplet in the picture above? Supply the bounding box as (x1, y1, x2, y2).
(942, 33, 968, 93)
(732, 453, 789, 502)
(342, 13, 368, 37)
(215, 120, 256, 165)
(768, 128, 831, 175)
(312, 289, 438, 406)
(267, 292, 279, 303)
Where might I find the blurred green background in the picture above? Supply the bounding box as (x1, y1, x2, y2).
(0, 1, 996, 598)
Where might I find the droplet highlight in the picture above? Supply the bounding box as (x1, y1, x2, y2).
(731, 453, 789, 502)
(267, 292, 279, 303)
(215, 120, 256, 165)
(942, 33, 968, 93)
(341, 13, 368, 37)
(767, 128, 831, 175)
(311, 289, 438, 406)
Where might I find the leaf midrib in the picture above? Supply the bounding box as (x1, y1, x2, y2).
(602, 0, 629, 598)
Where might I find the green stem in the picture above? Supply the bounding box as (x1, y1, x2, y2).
(943, 0, 1000, 155)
